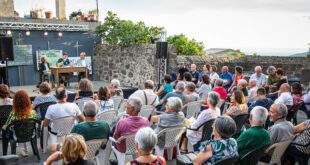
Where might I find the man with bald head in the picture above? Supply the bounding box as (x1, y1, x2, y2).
(190, 64, 199, 85)
(275, 83, 293, 106)
(249, 66, 267, 87)
(220, 66, 233, 91)
(129, 80, 159, 106)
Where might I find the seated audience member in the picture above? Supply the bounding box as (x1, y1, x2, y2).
(225, 90, 248, 118)
(39, 56, 52, 83)
(44, 87, 84, 135)
(152, 97, 185, 148)
(236, 79, 248, 97)
(274, 83, 293, 106)
(209, 65, 219, 87)
(56, 52, 73, 87)
(74, 79, 93, 101)
(130, 80, 159, 106)
(185, 82, 200, 102)
(46, 134, 94, 165)
(156, 75, 173, 100)
(220, 66, 233, 91)
(248, 87, 273, 113)
(287, 82, 304, 121)
(3, 90, 36, 156)
(267, 66, 279, 92)
(196, 74, 212, 98)
(177, 62, 189, 81)
(187, 92, 221, 146)
(304, 89, 310, 111)
(228, 66, 244, 93)
(212, 79, 227, 100)
(192, 116, 238, 165)
(198, 64, 211, 83)
(158, 82, 187, 112)
(237, 106, 270, 162)
(94, 86, 114, 112)
(110, 79, 124, 97)
(183, 72, 192, 85)
(268, 103, 294, 145)
(190, 64, 199, 85)
(33, 82, 57, 107)
(76, 52, 91, 82)
(247, 79, 258, 103)
(269, 68, 288, 98)
(0, 84, 12, 105)
(126, 127, 166, 165)
(249, 66, 267, 87)
(113, 97, 149, 153)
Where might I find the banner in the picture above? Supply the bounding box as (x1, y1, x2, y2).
(8, 45, 33, 66)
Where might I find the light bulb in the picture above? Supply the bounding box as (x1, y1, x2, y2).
(44, 31, 48, 36)
(7, 30, 12, 35)
(58, 32, 63, 37)
(26, 31, 30, 36)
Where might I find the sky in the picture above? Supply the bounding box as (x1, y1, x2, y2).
(14, 0, 310, 56)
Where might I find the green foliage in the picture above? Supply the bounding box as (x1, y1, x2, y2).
(167, 33, 206, 56)
(253, 52, 260, 56)
(95, 11, 164, 46)
(226, 52, 248, 56)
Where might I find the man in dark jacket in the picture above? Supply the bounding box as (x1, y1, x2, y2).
(248, 87, 274, 113)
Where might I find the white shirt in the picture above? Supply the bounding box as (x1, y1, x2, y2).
(129, 89, 159, 106)
(210, 72, 219, 82)
(250, 73, 267, 87)
(81, 60, 86, 67)
(248, 86, 258, 103)
(45, 102, 81, 133)
(275, 92, 293, 106)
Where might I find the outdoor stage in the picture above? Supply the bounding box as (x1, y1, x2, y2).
(9, 81, 138, 102)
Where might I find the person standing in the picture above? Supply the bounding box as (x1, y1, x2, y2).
(76, 52, 91, 82)
(56, 52, 73, 87)
(0, 60, 8, 85)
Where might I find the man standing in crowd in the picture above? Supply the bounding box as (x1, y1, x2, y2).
(249, 66, 267, 87)
(220, 66, 233, 91)
(177, 62, 189, 81)
(190, 64, 199, 85)
(56, 52, 73, 86)
(130, 80, 159, 106)
(0, 60, 7, 85)
(76, 52, 91, 82)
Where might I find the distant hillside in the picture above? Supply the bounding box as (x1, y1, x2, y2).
(290, 52, 308, 57)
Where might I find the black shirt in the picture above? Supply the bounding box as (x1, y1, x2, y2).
(276, 78, 288, 90)
(66, 159, 94, 165)
(178, 67, 189, 80)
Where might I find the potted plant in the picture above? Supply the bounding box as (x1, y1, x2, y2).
(45, 11, 52, 19)
(88, 9, 98, 21)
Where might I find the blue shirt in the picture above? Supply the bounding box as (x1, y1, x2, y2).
(248, 98, 274, 113)
(57, 58, 71, 66)
(159, 84, 173, 100)
(190, 71, 200, 85)
(220, 72, 233, 91)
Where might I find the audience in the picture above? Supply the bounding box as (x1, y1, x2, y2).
(0, 84, 12, 105)
(269, 68, 288, 97)
(110, 79, 124, 97)
(212, 79, 227, 100)
(236, 79, 248, 97)
(228, 66, 244, 93)
(113, 97, 149, 153)
(95, 86, 114, 112)
(209, 65, 219, 87)
(274, 83, 293, 106)
(74, 79, 93, 101)
(185, 82, 200, 102)
(267, 66, 279, 92)
(130, 80, 159, 106)
(237, 106, 270, 164)
(177, 62, 189, 80)
(192, 116, 238, 165)
(33, 82, 57, 107)
(220, 66, 233, 91)
(190, 64, 199, 85)
(225, 90, 248, 118)
(156, 75, 173, 100)
(287, 82, 304, 121)
(198, 64, 211, 83)
(46, 134, 93, 165)
(248, 87, 273, 113)
(196, 74, 212, 98)
(268, 103, 294, 145)
(247, 79, 258, 104)
(249, 66, 267, 87)
(126, 127, 166, 165)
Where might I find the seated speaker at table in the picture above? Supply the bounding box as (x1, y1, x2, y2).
(39, 56, 53, 84)
(56, 52, 73, 87)
(76, 52, 91, 82)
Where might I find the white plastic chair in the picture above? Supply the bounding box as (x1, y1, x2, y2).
(118, 99, 127, 114)
(85, 139, 108, 165)
(218, 99, 225, 108)
(75, 98, 94, 113)
(258, 136, 295, 165)
(108, 133, 137, 165)
(200, 89, 211, 101)
(43, 116, 77, 153)
(222, 102, 232, 115)
(182, 101, 201, 119)
(139, 105, 155, 119)
(155, 126, 187, 160)
(96, 110, 118, 128)
(112, 96, 124, 111)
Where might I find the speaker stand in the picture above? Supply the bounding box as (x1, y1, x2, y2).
(5, 58, 9, 87)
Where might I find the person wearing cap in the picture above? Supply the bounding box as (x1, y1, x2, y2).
(177, 62, 189, 81)
(56, 52, 73, 86)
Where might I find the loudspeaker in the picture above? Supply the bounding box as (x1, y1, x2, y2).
(156, 41, 168, 59)
(0, 37, 14, 61)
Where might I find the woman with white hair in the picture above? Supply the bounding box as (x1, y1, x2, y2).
(125, 127, 166, 165)
(110, 79, 124, 97)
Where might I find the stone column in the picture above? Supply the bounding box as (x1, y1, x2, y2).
(0, 0, 14, 17)
(55, 0, 66, 19)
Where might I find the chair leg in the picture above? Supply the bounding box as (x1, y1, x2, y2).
(31, 139, 41, 160)
(168, 147, 173, 160)
(43, 127, 49, 153)
(155, 146, 164, 158)
(10, 140, 17, 155)
(95, 157, 99, 165)
(2, 134, 9, 155)
(116, 153, 126, 165)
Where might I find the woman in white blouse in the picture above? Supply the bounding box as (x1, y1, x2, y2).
(210, 65, 219, 87)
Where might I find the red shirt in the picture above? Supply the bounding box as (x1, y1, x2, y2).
(212, 87, 227, 100)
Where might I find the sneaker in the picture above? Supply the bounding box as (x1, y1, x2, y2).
(21, 149, 28, 157)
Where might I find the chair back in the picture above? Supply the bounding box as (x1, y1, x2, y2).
(239, 144, 269, 165)
(51, 116, 77, 136)
(112, 96, 124, 110)
(200, 89, 211, 101)
(139, 105, 155, 118)
(265, 136, 295, 164)
(200, 119, 216, 142)
(218, 99, 225, 109)
(222, 102, 231, 115)
(183, 101, 201, 119)
(157, 126, 187, 148)
(292, 102, 304, 125)
(0, 105, 12, 127)
(7, 119, 39, 143)
(34, 102, 56, 120)
(233, 114, 249, 135)
(213, 156, 239, 165)
(96, 110, 117, 127)
(114, 133, 137, 155)
(75, 98, 94, 113)
(118, 99, 127, 114)
(85, 139, 108, 161)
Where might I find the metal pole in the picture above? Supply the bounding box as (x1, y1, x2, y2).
(96, 0, 99, 21)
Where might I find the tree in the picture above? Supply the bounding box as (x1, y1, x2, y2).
(95, 11, 164, 46)
(167, 33, 206, 56)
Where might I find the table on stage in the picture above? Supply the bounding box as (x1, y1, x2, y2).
(50, 67, 88, 88)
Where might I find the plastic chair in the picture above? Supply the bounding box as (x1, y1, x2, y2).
(291, 102, 303, 125)
(218, 99, 225, 109)
(139, 105, 155, 119)
(214, 156, 239, 165)
(0, 155, 19, 165)
(238, 144, 269, 165)
(112, 96, 124, 111)
(258, 136, 295, 165)
(34, 102, 56, 120)
(200, 89, 211, 101)
(222, 102, 232, 115)
(85, 139, 108, 165)
(118, 99, 127, 114)
(232, 114, 249, 137)
(75, 98, 94, 113)
(2, 119, 41, 161)
(0, 105, 12, 128)
(155, 126, 187, 160)
(43, 116, 77, 153)
(187, 119, 215, 152)
(108, 133, 137, 165)
(96, 110, 117, 128)
(182, 101, 201, 119)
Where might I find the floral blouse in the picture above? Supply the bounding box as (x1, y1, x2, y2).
(226, 104, 248, 118)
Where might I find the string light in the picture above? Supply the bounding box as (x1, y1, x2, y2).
(7, 30, 12, 36)
(26, 31, 30, 36)
(58, 32, 62, 37)
(44, 31, 48, 36)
